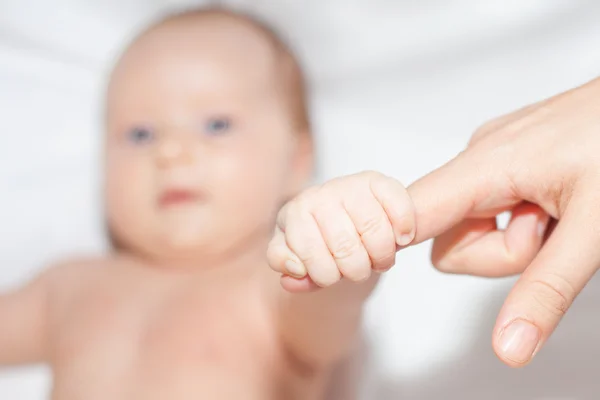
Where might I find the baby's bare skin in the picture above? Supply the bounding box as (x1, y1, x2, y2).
(0, 8, 416, 399)
(42, 256, 328, 400)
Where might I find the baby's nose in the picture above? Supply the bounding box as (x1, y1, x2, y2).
(155, 134, 194, 168)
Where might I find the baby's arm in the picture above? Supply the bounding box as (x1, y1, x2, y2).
(0, 267, 58, 366)
(276, 272, 380, 371)
(268, 171, 416, 369)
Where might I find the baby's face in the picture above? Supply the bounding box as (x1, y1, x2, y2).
(104, 18, 311, 261)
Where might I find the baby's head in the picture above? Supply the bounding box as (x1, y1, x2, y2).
(104, 8, 312, 263)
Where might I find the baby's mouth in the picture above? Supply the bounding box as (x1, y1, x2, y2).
(158, 188, 201, 208)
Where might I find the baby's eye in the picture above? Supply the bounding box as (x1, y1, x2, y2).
(126, 126, 155, 144)
(204, 117, 232, 135)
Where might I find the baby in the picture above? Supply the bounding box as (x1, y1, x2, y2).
(0, 7, 415, 400)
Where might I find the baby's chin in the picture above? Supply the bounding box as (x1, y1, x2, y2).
(157, 221, 214, 251)
(138, 230, 220, 266)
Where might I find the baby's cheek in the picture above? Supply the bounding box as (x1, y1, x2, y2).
(217, 156, 284, 220)
(106, 161, 153, 224)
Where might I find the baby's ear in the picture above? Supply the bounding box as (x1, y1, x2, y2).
(287, 132, 314, 196)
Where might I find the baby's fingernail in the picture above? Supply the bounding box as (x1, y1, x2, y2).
(396, 231, 415, 247)
(285, 260, 307, 278)
(498, 319, 541, 364)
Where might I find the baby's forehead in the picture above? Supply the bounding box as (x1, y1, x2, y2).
(105, 10, 307, 129)
(110, 13, 280, 90)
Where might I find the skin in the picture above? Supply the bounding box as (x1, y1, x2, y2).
(407, 76, 600, 368)
(0, 11, 415, 400)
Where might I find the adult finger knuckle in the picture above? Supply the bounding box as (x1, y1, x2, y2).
(527, 273, 576, 318)
(431, 254, 458, 274)
(486, 140, 516, 167)
(504, 241, 535, 270)
(469, 120, 498, 146)
(430, 241, 460, 273)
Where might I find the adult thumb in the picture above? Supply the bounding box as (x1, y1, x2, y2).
(492, 187, 600, 367)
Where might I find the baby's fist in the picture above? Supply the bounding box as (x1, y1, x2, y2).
(267, 171, 416, 292)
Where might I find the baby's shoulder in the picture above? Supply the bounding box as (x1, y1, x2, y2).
(42, 255, 118, 297)
(46, 255, 110, 277)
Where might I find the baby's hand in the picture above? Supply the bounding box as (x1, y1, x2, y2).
(267, 171, 416, 292)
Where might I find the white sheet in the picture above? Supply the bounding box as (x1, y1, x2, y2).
(2, 1, 600, 398)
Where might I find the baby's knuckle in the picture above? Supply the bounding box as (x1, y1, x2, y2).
(331, 236, 361, 260)
(360, 215, 386, 237)
(293, 198, 317, 219)
(295, 245, 319, 266)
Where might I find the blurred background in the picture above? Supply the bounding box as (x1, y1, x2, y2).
(1, 0, 600, 398)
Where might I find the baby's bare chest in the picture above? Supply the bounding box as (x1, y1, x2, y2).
(49, 284, 288, 400)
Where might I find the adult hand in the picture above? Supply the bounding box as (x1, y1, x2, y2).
(408, 76, 600, 367)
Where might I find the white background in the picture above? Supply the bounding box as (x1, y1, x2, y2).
(1, 1, 600, 399)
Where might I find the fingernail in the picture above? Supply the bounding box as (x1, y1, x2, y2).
(284, 260, 307, 278)
(396, 231, 415, 247)
(537, 216, 550, 237)
(498, 319, 541, 364)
